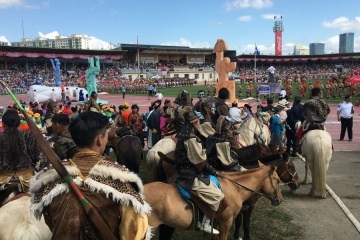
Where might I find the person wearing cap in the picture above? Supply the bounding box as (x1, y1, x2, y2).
(174, 106, 224, 235)
(261, 97, 278, 114)
(51, 114, 77, 160)
(296, 87, 330, 139)
(337, 94, 354, 141)
(0, 109, 46, 193)
(269, 99, 288, 154)
(122, 84, 126, 99)
(121, 102, 131, 126)
(212, 88, 230, 125)
(286, 96, 305, 156)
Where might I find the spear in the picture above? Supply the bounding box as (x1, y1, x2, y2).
(1, 81, 116, 240)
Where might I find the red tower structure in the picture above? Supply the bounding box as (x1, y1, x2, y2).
(273, 16, 284, 56)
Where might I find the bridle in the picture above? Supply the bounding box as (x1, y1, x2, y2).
(217, 171, 281, 204)
(279, 160, 298, 187)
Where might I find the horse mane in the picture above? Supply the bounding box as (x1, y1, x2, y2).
(219, 167, 261, 176)
(236, 143, 271, 163)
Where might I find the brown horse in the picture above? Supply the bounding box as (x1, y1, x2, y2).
(143, 163, 284, 240)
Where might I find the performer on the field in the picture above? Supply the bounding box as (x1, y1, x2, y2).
(30, 112, 150, 239)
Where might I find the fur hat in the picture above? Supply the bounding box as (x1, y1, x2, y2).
(277, 99, 289, 108)
(177, 106, 198, 123)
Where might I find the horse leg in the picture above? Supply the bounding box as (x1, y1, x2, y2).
(233, 210, 243, 240)
(159, 224, 175, 240)
(303, 161, 308, 184)
(242, 204, 254, 240)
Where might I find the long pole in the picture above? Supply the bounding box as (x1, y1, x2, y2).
(22, 19, 25, 40)
(254, 49, 257, 83)
(0, 81, 117, 240)
(137, 36, 140, 71)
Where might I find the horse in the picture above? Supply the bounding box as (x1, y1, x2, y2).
(116, 135, 143, 173)
(233, 153, 300, 240)
(235, 114, 271, 147)
(155, 148, 299, 240)
(301, 130, 332, 198)
(143, 163, 284, 240)
(146, 138, 176, 182)
(0, 187, 52, 240)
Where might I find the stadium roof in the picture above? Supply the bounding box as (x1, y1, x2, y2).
(237, 52, 360, 62)
(118, 43, 213, 54)
(0, 45, 126, 60)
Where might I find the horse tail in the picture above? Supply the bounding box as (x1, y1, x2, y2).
(117, 136, 141, 173)
(305, 131, 332, 197)
(10, 215, 42, 240)
(146, 148, 159, 182)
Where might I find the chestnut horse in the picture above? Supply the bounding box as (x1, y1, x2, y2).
(143, 163, 283, 240)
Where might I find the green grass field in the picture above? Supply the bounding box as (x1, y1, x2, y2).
(129, 79, 358, 105)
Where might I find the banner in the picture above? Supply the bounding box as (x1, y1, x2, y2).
(0, 51, 123, 60)
(258, 83, 270, 94)
(275, 31, 282, 56)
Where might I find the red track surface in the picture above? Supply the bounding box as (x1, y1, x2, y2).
(1, 93, 359, 151)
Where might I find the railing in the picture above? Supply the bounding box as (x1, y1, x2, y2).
(0, 88, 27, 95)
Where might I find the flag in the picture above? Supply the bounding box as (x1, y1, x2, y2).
(255, 45, 260, 56)
(136, 36, 139, 54)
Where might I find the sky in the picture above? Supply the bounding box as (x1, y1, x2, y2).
(0, 0, 360, 55)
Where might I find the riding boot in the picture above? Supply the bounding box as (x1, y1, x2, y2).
(279, 147, 287, 154)
(198, 216, 219, 235)
(270, 144, 278, 154)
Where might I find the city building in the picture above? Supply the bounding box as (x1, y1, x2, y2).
(0, 41, 9, 46)
(339, 33, 354, 53)
(293, 45, 309, 55)
(11, 34, 91, 50)
(309, 43, 325, 55)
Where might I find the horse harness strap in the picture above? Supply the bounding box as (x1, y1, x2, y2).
(216, 174, 278, 202)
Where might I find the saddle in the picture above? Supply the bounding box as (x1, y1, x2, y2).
(176, 175, 222, 230)
(0, 184, 30, 208)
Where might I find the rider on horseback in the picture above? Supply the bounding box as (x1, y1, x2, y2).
(174, 106, 225, 235)
(0, 109, 47, 199)
(205, 115, 240, 172)
(296, 88, 331, 138)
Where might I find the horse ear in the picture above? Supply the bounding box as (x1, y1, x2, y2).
(270, 165, 277, 173)
(258, 160, 265, 167)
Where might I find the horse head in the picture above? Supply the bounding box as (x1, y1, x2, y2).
(258, 161, 284, 206)
(277, 153, 300, 190)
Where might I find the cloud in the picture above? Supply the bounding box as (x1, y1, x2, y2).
(322, 16, 360, 32)
(38, 31, 60, 39)
(225, 0, 273, 11)
(0, 0, 38, 9)
(0, 36, 10, 44)
(319, 35, 360, 53)
(237, 42, 296, 55)
(237, 15, 252, 22)
(161, 37, 211, 48)
(262, 14, 281, 20)
(86, 36, 115, 50)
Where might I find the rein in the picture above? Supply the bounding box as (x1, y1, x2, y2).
(279, 160, 298, 186)
(217, 173, 279, 202)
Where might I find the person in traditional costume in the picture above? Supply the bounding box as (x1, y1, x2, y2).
(30, 111, 150, 239)
(43, 100, 58, 136)
(0, 109, 46, 193)
(50, 114, 77, 160)
(205, 115, 240, 172)
(88, 91, 102, 113)
(174, 106, 226, 235)
(295, 88, 330, 139)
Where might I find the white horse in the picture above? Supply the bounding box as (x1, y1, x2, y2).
(0, 196, 52, 240)
(301, 130, 332, 198)
(235, 114, 271, 147)
(146, 138, 177, 182)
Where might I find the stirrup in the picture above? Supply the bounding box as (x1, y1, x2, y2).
(198, 217, 219, 235)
